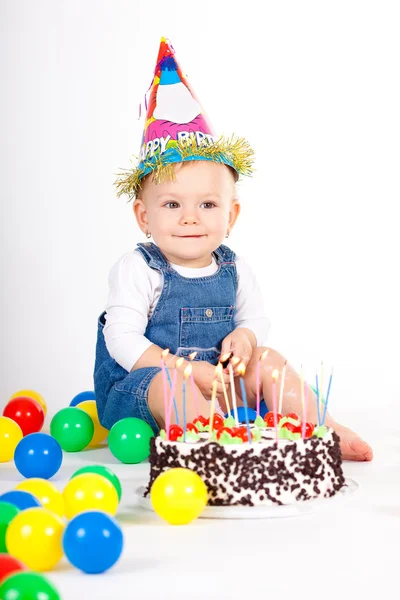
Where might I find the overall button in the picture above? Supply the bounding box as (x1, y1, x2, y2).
(205, 308, 213, 318)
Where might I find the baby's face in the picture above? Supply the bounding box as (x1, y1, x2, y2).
(134, 161, 240, 267)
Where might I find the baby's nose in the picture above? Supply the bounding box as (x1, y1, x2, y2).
(180, 214, 199, 225)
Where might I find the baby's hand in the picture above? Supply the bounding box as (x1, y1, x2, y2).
(220, 330, 253, 374)
(191, 361, 230, 399)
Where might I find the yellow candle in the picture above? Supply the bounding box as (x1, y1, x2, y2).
(278, 359, 287, 414)
(216, 362, 231, 415)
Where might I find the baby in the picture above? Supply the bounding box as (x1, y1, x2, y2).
(94, 38, 372, 462)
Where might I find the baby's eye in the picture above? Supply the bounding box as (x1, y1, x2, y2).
(164, 202, 180, 209)
(200, 202, 216, 209)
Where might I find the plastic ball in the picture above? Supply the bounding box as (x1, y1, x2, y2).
(0, 554, 26, 586)
(63, 511, 123, 574)
(10, 389, 47, 417)
(70, 465, 122, 501)
(75, 400, 108, 446)
(62, 473, 118, 519)
(3, 398, 44, 437)
(0, 571, 60, 600)
(69, 390, 96, 407)
(150, 468, 208, 525)
(15, 479, 64, 518)
(226, 406, 258, 423)
(14, 433, 63, 479)
(5, 507, 64, 571)
(108, 417, 154, 464)
(0, 491, 41, 511)
(0, 502, 20, 553)
(0, 417, 23, 462)
(50, 407, 94, 452)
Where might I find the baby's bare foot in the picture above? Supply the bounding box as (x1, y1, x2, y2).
(331, 423, 373, 461)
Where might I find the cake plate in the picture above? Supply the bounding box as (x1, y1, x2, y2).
(134, 477, 359, 520)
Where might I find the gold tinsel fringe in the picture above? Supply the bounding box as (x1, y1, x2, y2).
(114, 134, 255, 202)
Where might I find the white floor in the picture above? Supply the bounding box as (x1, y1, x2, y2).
(0, 406, 397, 600)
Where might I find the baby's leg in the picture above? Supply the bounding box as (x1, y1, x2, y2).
(228, 346, 373, 462)
(147, 370, 211, 429)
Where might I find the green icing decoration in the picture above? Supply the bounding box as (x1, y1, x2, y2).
(219, 432, 243, 445)
(254, 415, 266, 429)
(177, 431, 200, 443)
(224, 416, 236, 428)
(278, 427, 301, 441)
(279, 416, 300, 428)
(251, 429, 263, 443)
(193, 420, 209, 432)
(313, 425, 328, 438)
(160, 429, 166, 440)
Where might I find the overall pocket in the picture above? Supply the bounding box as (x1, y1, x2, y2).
(179, 305, 235, 350)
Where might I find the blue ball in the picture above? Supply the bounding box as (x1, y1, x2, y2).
(14, 432, 63, 479)
(63, 511, 123, 574)
(70, 390, 96, 407)
(225, 406, 258, 422)
(0, 490, 41, 510)
(259, 400, 269, 418)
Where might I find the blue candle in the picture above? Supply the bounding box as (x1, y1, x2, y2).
(322, 370, 333, 425)
(239, 369, 252, 444)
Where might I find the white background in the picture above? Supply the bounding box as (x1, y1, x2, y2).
(1, 0, 399, 422)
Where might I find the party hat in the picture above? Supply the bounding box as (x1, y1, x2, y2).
(115, 37, 254, 201)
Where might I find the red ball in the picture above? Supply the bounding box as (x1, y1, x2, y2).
(3, 397, 44, 436)
(0, 554, 26, 585)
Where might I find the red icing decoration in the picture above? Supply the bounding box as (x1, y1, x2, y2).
(168, 424, 184, 441)
(186, 422, 199, 433)
(264, 412, 283, 427)
(286, 412, 299, 421)
(216, 427, 234, 440)
(281, 422, 297, 433)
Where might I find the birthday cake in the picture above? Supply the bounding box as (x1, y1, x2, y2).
(146, 413, 345, 506)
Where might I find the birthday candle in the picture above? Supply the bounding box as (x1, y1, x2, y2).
(315, 372, 321, 426)
(183, 364, 192, 442)
(167, 357, 183, 435)
(300, 364, 305, 421)
(188, 352, 200, 417)
(322, 368, 333, 425)
(278, 359, 287, 415)
(238, 362, 252, 444)
(209, 369, 218, 440)
(160, 349, 170, 432)
(229, 356, 240, 426)
(319, 361, 324, 425)
(166, 368, 177, 440)
(216, 360, 231, 416)
(256, 349, 269, 417)
(272, 369, 279, 443)
(302, 381, 309, 439)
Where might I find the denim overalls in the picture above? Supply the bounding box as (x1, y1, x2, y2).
(94, 242, 238, 434)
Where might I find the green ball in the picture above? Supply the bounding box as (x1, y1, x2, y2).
(70, 465, 122, 501)
(0, 572, 61, 600)
(0, 501, 20, 552)
(108, 417, 154, 464)
(50, 407, 94, 452)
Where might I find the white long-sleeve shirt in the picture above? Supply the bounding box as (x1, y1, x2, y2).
(103, 249, 271, 372)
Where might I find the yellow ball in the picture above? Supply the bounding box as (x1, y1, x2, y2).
(150, 468, 208, 525)
(62, 473, 118, 519)
(15, 479, 64, 518)
(6, 507, 64, 571)
(10, 389, 47, 416)
(76, 400, 108, 446)
(0, 416, 23, 462)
